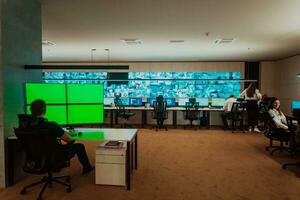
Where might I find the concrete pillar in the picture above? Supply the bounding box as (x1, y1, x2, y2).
(0, 0, 42, 187)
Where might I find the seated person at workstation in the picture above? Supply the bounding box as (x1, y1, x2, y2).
(268, 97, 298, 133)
(221, 95, 237, 130)
(24, 99, 94, 174)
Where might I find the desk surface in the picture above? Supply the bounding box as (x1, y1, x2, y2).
(8, 128, 138, 142)
(104, 106, 223, 111)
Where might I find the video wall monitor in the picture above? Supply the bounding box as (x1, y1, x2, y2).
(211, 98, 226, 107)
(196, 98, 209, 107)
(291, 101, 300, 110)
(67, 84, 104, 103)
(26, 83, 66, 104)
(147, 98, 155, 106)
(129, 98, 143, 106)
(165, 98, 176, 107)
(178, 98, 189, 106)
(26, 105, 67, 125)
(104, 98, 114, 106)
(68, 105, 104, 124)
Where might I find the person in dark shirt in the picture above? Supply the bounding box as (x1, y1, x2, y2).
(29, 99, 94, 175)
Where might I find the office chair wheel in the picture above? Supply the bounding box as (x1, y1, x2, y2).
(65, 176, 71, 182)
(282, 165, 287, 170)
(20, 189, 27, 195)
(66, 187, 72, 193)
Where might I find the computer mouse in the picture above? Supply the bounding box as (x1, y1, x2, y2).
(78, 132, 82, 136)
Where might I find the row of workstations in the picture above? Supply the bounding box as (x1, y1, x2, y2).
(104, 97, 226, 107)
(103, 106, 224, 128)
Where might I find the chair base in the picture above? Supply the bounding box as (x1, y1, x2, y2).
(282, 161, 300, 170)
(20, 173, 71, 200)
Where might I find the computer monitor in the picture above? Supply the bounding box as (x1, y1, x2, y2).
(178, 98, 189, 106)
(291, 101, 300, 110)
(26, 105, 67, 125)
(68, 104, 104, 124)
(211, 98, 226, 107)
(104, 98, 114, 106)
(165, 98, 176, 107)
(67, 84, 104, 104)
(147, 98, 155, 106)
(196, 98, 209, 107)
(129, 98, 143, 106)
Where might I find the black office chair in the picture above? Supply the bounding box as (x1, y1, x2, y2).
(263, 112, 293, 156)
(14, 128, 72, 200)
(151, 100, 168, 131)
(116, 105, 135, 128)
(229, 102, 245, 133)
(184, 102, 200, 130)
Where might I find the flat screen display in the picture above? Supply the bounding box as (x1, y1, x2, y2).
(196, 98, 209, 107)
(104, 98, 114, 106)
(68, 105, 104, 124)
(147, 98, 155, 106)
(178, 98, 189, 106)
(291, 101, 300, 109)
(67, 84, 104, 103)
(165, 98, 176, 107)
(129, 98, 143, 106)
(26, 83, 66, 104)
(26, 105, 67, 125)
(211, 98, 226, 107)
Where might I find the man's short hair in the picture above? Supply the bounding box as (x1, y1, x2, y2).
(30, 99, 46, 117)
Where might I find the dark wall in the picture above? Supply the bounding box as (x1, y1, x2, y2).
(245, 62, 260, 89)
(0, 0, 42, 187)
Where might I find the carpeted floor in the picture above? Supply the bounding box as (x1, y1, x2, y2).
(1, 129, 300, 200)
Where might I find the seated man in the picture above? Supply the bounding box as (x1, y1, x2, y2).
(27, 99, 94, 174)
(221, 95, 237, 130)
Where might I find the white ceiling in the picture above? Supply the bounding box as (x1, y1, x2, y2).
(42, 0, 300, 62)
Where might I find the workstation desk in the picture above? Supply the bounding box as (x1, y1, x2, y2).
(104, 106, 224, 128)
(7, 128, 138, 190)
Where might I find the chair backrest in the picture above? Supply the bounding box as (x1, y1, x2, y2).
(230, 102, 245, 119)
(153, 100, 167, 119)
(185, 102, 200, 119)
(18, 114, 39, 129)
(14, 128, 66, 173)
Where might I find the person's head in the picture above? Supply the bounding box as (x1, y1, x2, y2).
(30, 99, 46, 117)
(269, 97, 280, 110)
(156, 95, 164, 102)
(229, 94, 235, 99)
(246, 83, 257, 97)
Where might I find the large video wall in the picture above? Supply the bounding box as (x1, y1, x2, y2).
(43, 71, 241, 98)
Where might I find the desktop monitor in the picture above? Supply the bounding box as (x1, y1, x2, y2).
(104, 98, 114, 106)
(211, 98, 226, 107)
(26, 105, 67, 125)
(129, 98, 143, 106)
(26, 83, 66, 104)
(178, 98, 189, 106)
(147, 98, 155, 106)
(67, 84, 104, 103)
(165, 98, 176, 107)
(196, 98, 209, 107)
(68, 104, 104, 124)
(291, 101, 300, 110)
(120, 98, 130, 106)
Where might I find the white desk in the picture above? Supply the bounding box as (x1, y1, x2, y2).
(7, 128, 138, 190)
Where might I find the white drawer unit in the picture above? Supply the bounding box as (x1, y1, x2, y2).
(95, 141, 127, 186)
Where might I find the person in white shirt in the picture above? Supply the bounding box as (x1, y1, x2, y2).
(221, 95, 237, 129)
(240, 83, 262, 132)
(268, 98, 289, 130)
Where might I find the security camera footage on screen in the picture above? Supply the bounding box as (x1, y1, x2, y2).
(43, 71, 241, 99)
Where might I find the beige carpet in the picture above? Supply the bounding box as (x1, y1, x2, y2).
(1, 129, 300, 200)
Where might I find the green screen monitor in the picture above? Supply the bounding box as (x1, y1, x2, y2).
(26, 83, 67, 104)
(67, 104, 104, 124)
(26, 105, 67, 125)
(67, 84, 104, 104)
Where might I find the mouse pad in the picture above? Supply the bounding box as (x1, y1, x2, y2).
(72, 131, 105, 140)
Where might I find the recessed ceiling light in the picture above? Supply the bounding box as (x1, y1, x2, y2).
(121, 39, 142, 45)
(214, 38, 236, 44)
(42, 40, 56, 46)
(169, 40, 185, 43)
